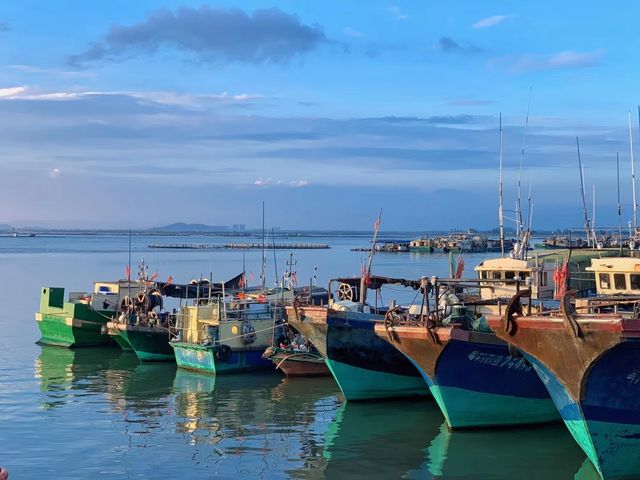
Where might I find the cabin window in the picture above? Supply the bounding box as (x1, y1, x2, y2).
(480, 271, 488, 279)
(599, 273, 611, 290)
(491, 271, 502, 280)
(614, 273, 627, 290)
(631, 274, 640, 290)
(505, 271, 516, 280)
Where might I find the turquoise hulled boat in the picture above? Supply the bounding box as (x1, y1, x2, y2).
(287, 276, 430, 401)
(489, 257, 640, 479)
(170, 288, 291, 374)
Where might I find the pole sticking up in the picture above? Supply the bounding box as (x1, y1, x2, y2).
(261, 201, 266, 291)
(515, 86, 533, 243)
(629, 111, 638, 235)
(592, 184, 597, 247)
(498, 113, 505, 257)
(127, 228, 132, 283)
(617, 153, 623, 254)
(576, 137, 591, 246)
(360, 209, 382, 308)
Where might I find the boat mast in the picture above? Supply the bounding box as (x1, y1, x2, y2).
(592, 184, 597, 247)
(629, 111, 638, 234)
(515, 86, 533, 244)
(498, 113, 505, 257)
(261, 201, 266, 291)
(576, 137, 591, 246)
(617, 152, 623, 253)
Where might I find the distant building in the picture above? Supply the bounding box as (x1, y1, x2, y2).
(232, 224, 246, 232)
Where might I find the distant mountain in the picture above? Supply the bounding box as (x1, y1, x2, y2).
(149, 223, 231, 233)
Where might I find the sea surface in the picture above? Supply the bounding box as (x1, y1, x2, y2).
(0, 234, 600, 479)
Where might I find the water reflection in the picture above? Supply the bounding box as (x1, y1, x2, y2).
(34, 345, 135, 409)
(419, 422, 591, 480)
(33, 345, 596, 479)
(308, 399, 441, 479)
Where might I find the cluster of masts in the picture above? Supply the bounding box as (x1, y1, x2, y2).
(497, 89, 640, 258)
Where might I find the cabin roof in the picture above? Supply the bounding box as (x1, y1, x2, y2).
(474, 257, 533, 271)
(586, 257, 640, 273)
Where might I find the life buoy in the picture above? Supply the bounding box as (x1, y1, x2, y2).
(215, 344, 232, 362)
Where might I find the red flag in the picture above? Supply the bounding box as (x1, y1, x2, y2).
(250, 272, 255, 281)
(125, 265, 131, 279)
(455, 255, 465, 279)
(150, 272, 158, 282)
(292, 272, 298, 286)
(553, 261, 569, 299)
(166, 275, 174, 285)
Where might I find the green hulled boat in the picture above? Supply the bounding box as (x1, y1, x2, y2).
(107, 322, 175, 361)
(35, 281, 140, 348)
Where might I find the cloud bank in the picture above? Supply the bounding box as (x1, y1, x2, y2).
(68, 6, 327, 67)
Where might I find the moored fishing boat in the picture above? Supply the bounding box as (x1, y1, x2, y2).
(287, 276, 430, 400)
(106, 271, 245, 362)
(487, 257, 640, 479)
(375, 275, 558, 428)
(35, 280, 139, 347)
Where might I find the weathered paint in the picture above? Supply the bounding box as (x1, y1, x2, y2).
(110, 324, 174, 362)
(325, 358, 427, 400)
(36, 287, 113, 348)
(171, 342, 273, 374)
(375, 324, 557, 428)
(36, 313, 112, 347)
(288, 305, 429, 400)
(488, 309, 640, 479)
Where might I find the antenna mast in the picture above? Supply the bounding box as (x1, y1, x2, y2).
(498, 113, 505, 257)
(515, 86, 533, 243)
(576, 137, 591, 246)
(617, 152, 623, 253)
(629, 111, 638, 234)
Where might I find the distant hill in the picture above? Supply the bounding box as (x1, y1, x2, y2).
(149, 223, 231, 233)
(0, 224, 12, 231)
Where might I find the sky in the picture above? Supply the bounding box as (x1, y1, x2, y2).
(0, 0, 638, 230)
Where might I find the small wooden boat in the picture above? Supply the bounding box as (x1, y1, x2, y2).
(263, 346, 329, 377)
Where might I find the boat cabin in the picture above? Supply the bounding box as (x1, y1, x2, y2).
(586, 258, 640, 295)
(474, 257, 555, 300)
(67, 280, 142, 312)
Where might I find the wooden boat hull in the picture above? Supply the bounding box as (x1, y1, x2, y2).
(171, 342, 273, 374)
(488, 312, 640, 479)
(375, 325, 557, 428)
(287, 306, 429, 400)
(108, 322, 174, 361)
(270, 352, 330, 377)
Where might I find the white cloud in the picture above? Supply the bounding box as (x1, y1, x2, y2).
(472, 15, 512, 29)
(490, 49, 605, 73)
(48, 168, 61, 178)
(388, 6, 408, 21)
(0, 86, 26, 98)
(0, 86, 262, 108)
(254, 178, 272, 186)
(289, 180, 309, 187)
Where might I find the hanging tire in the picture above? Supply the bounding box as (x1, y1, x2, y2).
(215, 344, 232, 363)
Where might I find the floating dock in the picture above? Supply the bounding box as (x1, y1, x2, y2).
(148, 243, 330, 250)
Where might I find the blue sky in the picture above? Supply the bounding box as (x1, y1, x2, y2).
(0, 1, 637, 230)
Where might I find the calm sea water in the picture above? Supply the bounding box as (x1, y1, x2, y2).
(0, 234, 600, 479)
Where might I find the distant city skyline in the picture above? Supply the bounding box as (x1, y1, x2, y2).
(0, 1, 638, 230)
